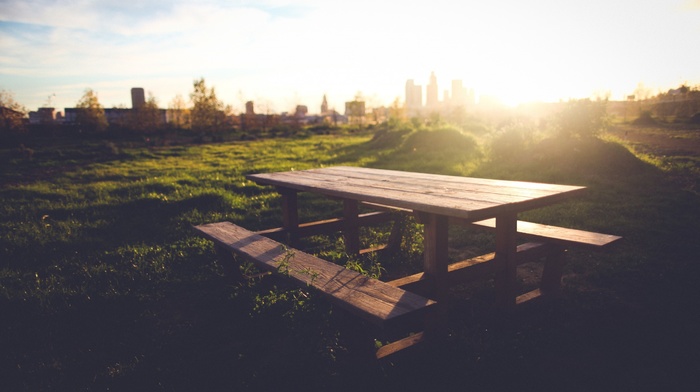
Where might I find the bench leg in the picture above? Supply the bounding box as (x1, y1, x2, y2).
(343, 199, 361, 256)
(214, 245, 245, 282)
(540, 245, 566, 297)
(494, 212, 518, 310)
(421, 213, 449, 338)
(280, 188, 300, 247)
(385, 213, 406, 254)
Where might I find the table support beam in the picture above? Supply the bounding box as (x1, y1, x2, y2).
(421, 213, 449, 337)
(279, 188, 299, 247)
(343, 199, 360, 256)
(495, 212, 518, 310)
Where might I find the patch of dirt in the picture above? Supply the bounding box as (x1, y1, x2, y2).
(608, 124, 700, 157)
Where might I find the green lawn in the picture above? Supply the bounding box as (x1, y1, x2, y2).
(2, 126, 699, 391)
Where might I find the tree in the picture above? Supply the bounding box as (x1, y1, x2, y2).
(189, 78, 226, 133)
(75, 89, 108, 133)
(168, 94, 190, 129)
(0, 90, 27, 132)
(130, 92, 162, 133)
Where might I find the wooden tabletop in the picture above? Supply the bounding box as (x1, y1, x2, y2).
(247, 166, 586, 221)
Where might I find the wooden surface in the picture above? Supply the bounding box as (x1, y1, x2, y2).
(466, 218, 622, 248)
(194, 222, 435, 326)
(247, 166, 586, 222)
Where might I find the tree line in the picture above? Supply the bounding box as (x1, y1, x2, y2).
(0, 78, 232, 134)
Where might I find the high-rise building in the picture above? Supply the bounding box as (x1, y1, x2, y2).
(451, 80, 468, 107)
(405, 79, 422, 115)
(131, 88, 145, 109)
(426, 72, 438, 108)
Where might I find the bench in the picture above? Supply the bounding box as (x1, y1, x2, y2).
(361, 202, 622, 305)
(193, 221, 437, 359)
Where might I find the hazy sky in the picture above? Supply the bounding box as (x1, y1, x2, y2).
(2, 0, 699, 113)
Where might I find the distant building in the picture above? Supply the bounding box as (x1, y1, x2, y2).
(131, 88, 145, 109)
(344, 101, 365, 117)
(405, 79, 422, 116)
(426, 71, 438, 109)
(321, 95, 329, 114)
(28, 107, 56, 124)
(345, 100, 365, 126)
(405, 74, 475, 117)
(63, 107, 166, 127)
(295, 105, 308, 117)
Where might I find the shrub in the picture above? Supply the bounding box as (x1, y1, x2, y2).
(553, 98, 608, 138)
(400, 125, 479, 157)
(488, 121, 539, 163)
(632, 110, 656, 126)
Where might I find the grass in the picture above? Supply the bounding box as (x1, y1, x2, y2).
(2, 124, 700, 391)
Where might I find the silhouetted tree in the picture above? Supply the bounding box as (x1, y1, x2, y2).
(168, 94, 190, 129)
(0, 90, 27, 133)
(189, 78, 226, 133)
(130, 92, 162, 133)
(75, 89, 108, 133)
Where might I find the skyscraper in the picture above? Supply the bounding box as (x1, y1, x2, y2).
(405, 79, 422, 116)
(426, 72, 438, 109)
(451, 80, 467, 108)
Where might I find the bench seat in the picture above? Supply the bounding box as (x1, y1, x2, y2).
(465, 218, 622, 249)
(194, 221, 436, 327)
(361, 201, 622, 249)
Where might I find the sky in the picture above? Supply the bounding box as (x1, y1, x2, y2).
(1, 0, 700, 114)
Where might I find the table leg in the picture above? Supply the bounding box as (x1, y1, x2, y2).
(541, 245, 566, 297)
(343, 199, 360, 256)
(279, 188, 300, 247)
(495, 212, 518, 309)
(422, 213, 449, 336)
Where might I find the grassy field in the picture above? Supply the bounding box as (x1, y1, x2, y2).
(1, 123, 699, 391)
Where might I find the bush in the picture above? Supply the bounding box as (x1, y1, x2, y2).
(400, 125, 479, 157)
(488, 121, 539, 163)
(632, 110, 656, 126)
(553, 99, 608, 138)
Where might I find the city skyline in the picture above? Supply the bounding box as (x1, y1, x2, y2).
(2, 0, 700, 113)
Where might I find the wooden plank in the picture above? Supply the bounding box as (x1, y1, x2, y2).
(343, 199, 360, 255)
(516, 289, 543, 305)
(387, 242, 552, 293)
(266, 171, 549, 204)
(194, 222, 436, 326)
(249, 170, 506, 221)
(320, 166, 584, 198)
(313, 166, 584, 194)
(280, 188, 299, 246)
(360, 202, 622, 250)
(375, 332, 426, 359)
(268, 169, 585, 211)
(465, 218, 622, 248)
(247, 167, 587, 222)
(494, 212, 518, 309)
(256, 211, 394, 241)
(420, 213, 449, 336)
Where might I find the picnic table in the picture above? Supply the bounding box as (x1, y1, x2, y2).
(196, 166, 620, 357)
(247, 166, 590, 304)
